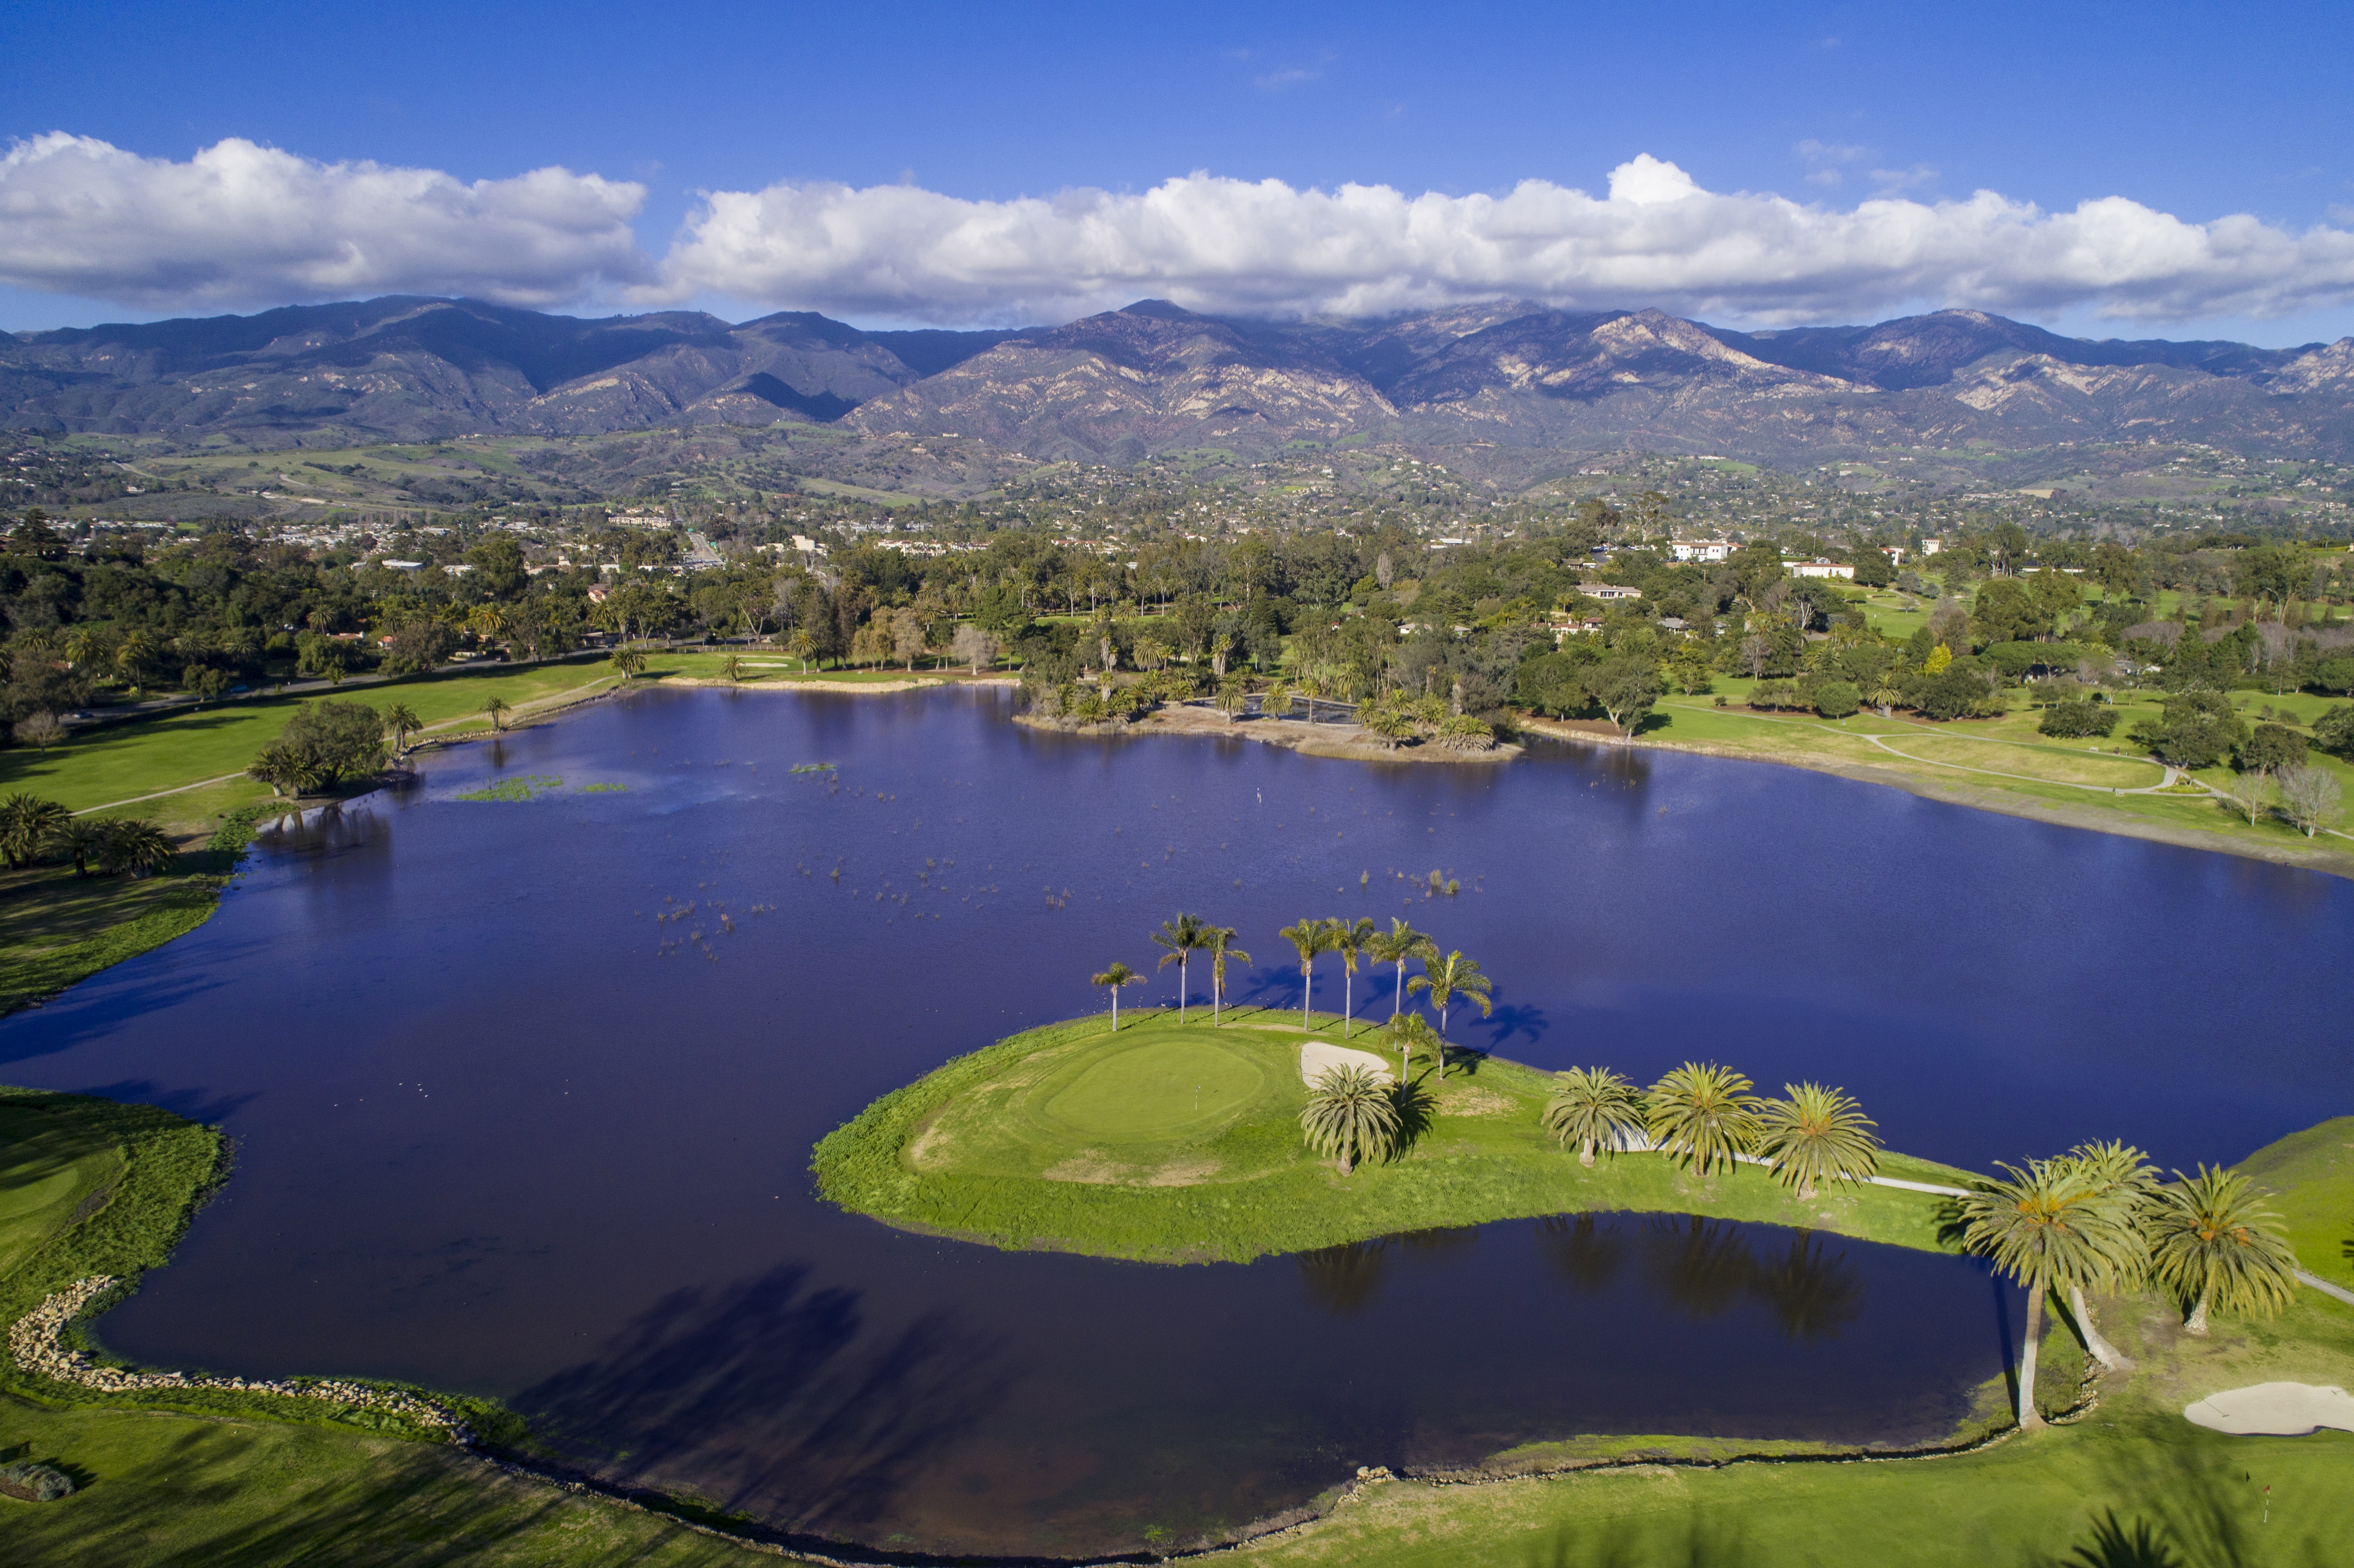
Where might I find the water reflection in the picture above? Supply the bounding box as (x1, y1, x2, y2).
(1533, 1214, 1865, 1339)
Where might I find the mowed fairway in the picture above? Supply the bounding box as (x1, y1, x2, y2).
(1037, 1032, 1273, 1140)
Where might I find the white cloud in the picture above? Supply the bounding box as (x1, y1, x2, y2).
(650, 154, 2354, 326)
(0, 133, 648, 311)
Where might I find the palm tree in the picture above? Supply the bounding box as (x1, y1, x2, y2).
(383, 703, 423, 759)
(1644, 1063, 1762, 1176)
(1385, 1012, 1439, 1087)
(1278, 918, 1339, 1028)
(1299, 1063, 1401, 1176)
(1202, 926, 1250, 1024)
(1091, 961, 1143, 1030)
(482, 694, 512, 732)
(721, 654, 744, 683)
(1755, 1083, 1881, 1199)
(2146, 1164, 2301, 1336)
(47, 816, 107, 877)
(97, 819, 174, 879)
(1958, 1158, 2140, 1429)
(0, 794, 70, 869)
(1868, 674, 1903, 718)
(2052, 1141, 2161, 1370)
(1366, 919, 1435, 1022)
(1329, 916, 1375, 1037)
(1541, 1067, 1646, 1167)
(468, 603, 509, 650)
(1408, 950, 1492, 1074)
(609, 647, 647, 681)
(1152, 914, 1207, 1023)
(788, 629, 816, 673)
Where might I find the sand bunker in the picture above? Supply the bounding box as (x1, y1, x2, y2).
(2183, 1383, 2354, 1436)
(1299, 1042, 1394, 1088)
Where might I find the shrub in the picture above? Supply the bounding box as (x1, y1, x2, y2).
(2315, 704, 2354, 759)
(2128, 690, 2247, 769)
(1812, 679, 1860, 719)
(0, 1460, 74, 1502)
(2239, 722, 2306, 774)
(1912, 666, 1993, 722)
(2038, 700, 2120, 739)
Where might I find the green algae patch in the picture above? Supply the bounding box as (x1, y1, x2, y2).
(812, 1011, 1977, 1265)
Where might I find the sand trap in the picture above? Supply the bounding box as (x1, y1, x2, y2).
(2183, 1383, 2354, 1436)
(1300, 1042, 1394, 1088)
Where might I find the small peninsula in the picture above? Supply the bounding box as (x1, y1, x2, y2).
(811, 1010, 1980, 1264)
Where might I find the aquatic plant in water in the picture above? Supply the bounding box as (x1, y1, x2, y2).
(455, 775, 563, 802)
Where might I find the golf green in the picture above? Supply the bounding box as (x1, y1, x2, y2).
(1038, 1036, 1269, 1139)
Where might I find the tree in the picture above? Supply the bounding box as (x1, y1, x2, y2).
(2146, 1165, 2302, 1335)
(1091, 960, 1143, 1030)
(1202, 926, 1250, 1024)
(2239, 722, 2304, 775)
(96, 818, 174, 878)
(1868, 672, 1903, 719)
(248, 740, 327, 798)
(0, 793, 69, 869)
(1956, 1158, 2137, 1429)
(1366, 919, 1435, 1022)
(1327, 916, 1375, 1037)
(2128, 691, 2246, 769)
(609, 647, 648, 681)
(1408, 949, 1492, 1071)
(1591, 658, 1662, 736)
(1278, 918, 1340, 1027)
(47, 816, 106, 877)
(952, 623, 999, 675)
(2051, 1141, 2161, 1371)
(720, 655, 743, 684)
(1152, 914, 1207, 1023)
(2275, 763, 2344, 838)
(1541, 1067, 1646, 1167)
(1384, 1011, 1439, 1088)
(252, 700, 383, 795)
(14, 710, 64, 752)
(788, 629, 817, 672)
(483, 695, 512, 732)
(383, 703, 423, 759)
(1754, 1083, 1881, 1200)
(2221, 769, 2267, 827)
(1644, 1063, 1761, 1177)
(1298, 1063, 1400, 1176)
(2316, 704, 2354, 759)
(889, 607, 928, 671)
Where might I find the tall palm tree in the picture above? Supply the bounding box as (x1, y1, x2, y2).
(1091, 961, 1143, 1031)
(1644, 1063, 1762, 1176)
(1408, 950, 1492, 1074)
(609, 647, 647, 681)
(1366, 919, 1435, 1022)
(1868, 673, 1903, 718)
(47, 817, 107, 878)
(2146, 1164, 2301, 1336)
(1385, 1012, 1439, 1088)
(1755, 1083, 1881, 1199)
(788, 629, 816, 673)
(0, 794, 70, 870)
(383, 703, 423, 760)
(1152, 914, 1207, 1023)
(1957, 1158, 2139, 1429)
(2052, 1141, 2161, 1369)
(1542, 1067, 1646, 1167)
(1278, 918, 1339, 1028)
(1329, 916, 1375, 1037)
(482, 695, 513, 732)
(97, 819, 174, 879)
(1202, 927, 1250, 1024)
(1298, 1063, 1400, 1176)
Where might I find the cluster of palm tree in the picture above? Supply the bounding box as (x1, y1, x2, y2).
(1958, 1145, 2303, 1428)
(1539, 1063, 1884, 1199)
(1353, 694, 1497, 751)
(0, 794, 174, 879)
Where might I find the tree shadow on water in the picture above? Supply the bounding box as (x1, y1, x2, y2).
(1296, 1238, 1393, 1317)
(1531, 1215, 1864, 1340)
(512, 1262, 1014, 1543)
(1534, 1214, 1625, 1293)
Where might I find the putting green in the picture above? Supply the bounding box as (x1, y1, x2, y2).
(1040, 1037, 1269, 1139)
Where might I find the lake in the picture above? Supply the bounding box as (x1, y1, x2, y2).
(5, 686, 2348, 1555)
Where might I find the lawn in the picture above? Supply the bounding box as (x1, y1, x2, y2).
(813, 1011, 1979, 1265)
(0, 865, 221, 1017)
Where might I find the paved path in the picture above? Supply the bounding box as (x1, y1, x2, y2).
(2295, 1268, 2354, 1306)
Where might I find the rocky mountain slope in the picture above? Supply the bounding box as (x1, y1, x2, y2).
(9, 294, 2354, 465)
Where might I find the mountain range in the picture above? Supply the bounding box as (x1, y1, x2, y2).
(9, 294, 2354, 465)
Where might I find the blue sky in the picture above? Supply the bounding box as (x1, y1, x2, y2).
(5, 0, 2351, 342)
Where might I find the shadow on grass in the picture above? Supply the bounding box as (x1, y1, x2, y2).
(1523, 1506, 1750, 1566)
(2056, 1511, 2185, 1568)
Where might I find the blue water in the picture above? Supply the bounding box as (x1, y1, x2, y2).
(4, 687, 2346, 1553)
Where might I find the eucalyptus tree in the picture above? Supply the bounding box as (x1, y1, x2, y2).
(1202, 926, 1250, 1024)
(1091, 961, 1143, 1031)
(1754, 1083, 1881, 1199)
(2051, 1141, 2161, 1369)
(1299, 1063, 1401, 1176)
(2147, 1164, 2302, 1335)
(1409, 950, 1493, 1071)
(1541, 1068, 1647, 1167)
(1644, 1063, 1762, 1176)
(1957, 1159, 2139, 1429)
(1152, 914, 1208, 1023)
(1328, 916, 1376, 1037)
(1366, 919, 1435, 1024)
(1278, 918, 1340, 1028)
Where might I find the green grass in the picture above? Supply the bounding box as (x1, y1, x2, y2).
(1222, 1112, 2354, 1568)
(0, 868, 221, 1018)
(2239, 1116, 2354, 1292)
(813, 1012, 1979, 1264)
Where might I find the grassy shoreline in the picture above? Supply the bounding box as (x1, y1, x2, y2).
(813, 1011, 1983, 1265)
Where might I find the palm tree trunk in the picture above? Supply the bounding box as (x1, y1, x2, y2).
(1178, 955, 1187, 1023)
(2186, 1282, 2212, 1336)
(1395, 962, 1405, 1018)
(1303, 963, 1312, 1027)
(1342, 968, 1351, 1038)
(2067, 1283, 2131, 1370)
(2018, 1276, 2048, 1429)
(1111, 991, 1119, 1032)
(1436, 1002, 1448, 1079)
(1579, 1138, 1595, 1168)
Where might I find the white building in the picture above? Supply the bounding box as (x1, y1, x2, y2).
(1784, 558, 1856, 580)
(1920, 537, 1945, 555)
(1669, 539, 1734, 563)
(1576, 582, 1644, 601)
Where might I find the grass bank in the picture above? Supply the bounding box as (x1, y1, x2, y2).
(1220, 1115, 2354, 1568)
(812, 1011, 1980, 1265)
(0, 1086, 765, 1565)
